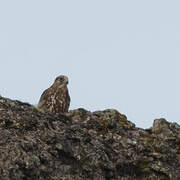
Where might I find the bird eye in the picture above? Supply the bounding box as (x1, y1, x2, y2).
(59, 77, 64, 81)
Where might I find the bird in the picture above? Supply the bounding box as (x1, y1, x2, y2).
(38, 75, 70, 113)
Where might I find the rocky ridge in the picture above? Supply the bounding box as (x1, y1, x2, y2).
(0, 96, 180, 179)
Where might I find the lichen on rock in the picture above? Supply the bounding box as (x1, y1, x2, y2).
(0, 96, 180, 179)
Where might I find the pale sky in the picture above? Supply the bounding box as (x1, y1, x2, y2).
(0, 0, 180, 128)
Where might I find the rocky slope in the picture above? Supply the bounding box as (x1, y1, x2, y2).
(0, 96, 180, 179)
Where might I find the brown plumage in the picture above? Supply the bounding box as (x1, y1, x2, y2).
(38, 75, 70, 113)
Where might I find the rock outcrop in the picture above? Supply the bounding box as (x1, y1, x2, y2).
(0, 96, 180, 179)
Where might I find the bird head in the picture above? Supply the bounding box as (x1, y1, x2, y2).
(54, 75, 69, 87)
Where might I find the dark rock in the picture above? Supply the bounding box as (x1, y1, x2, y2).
(0, 96, 180, 179)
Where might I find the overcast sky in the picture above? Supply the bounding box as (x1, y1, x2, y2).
(0, 0, 180, 128)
